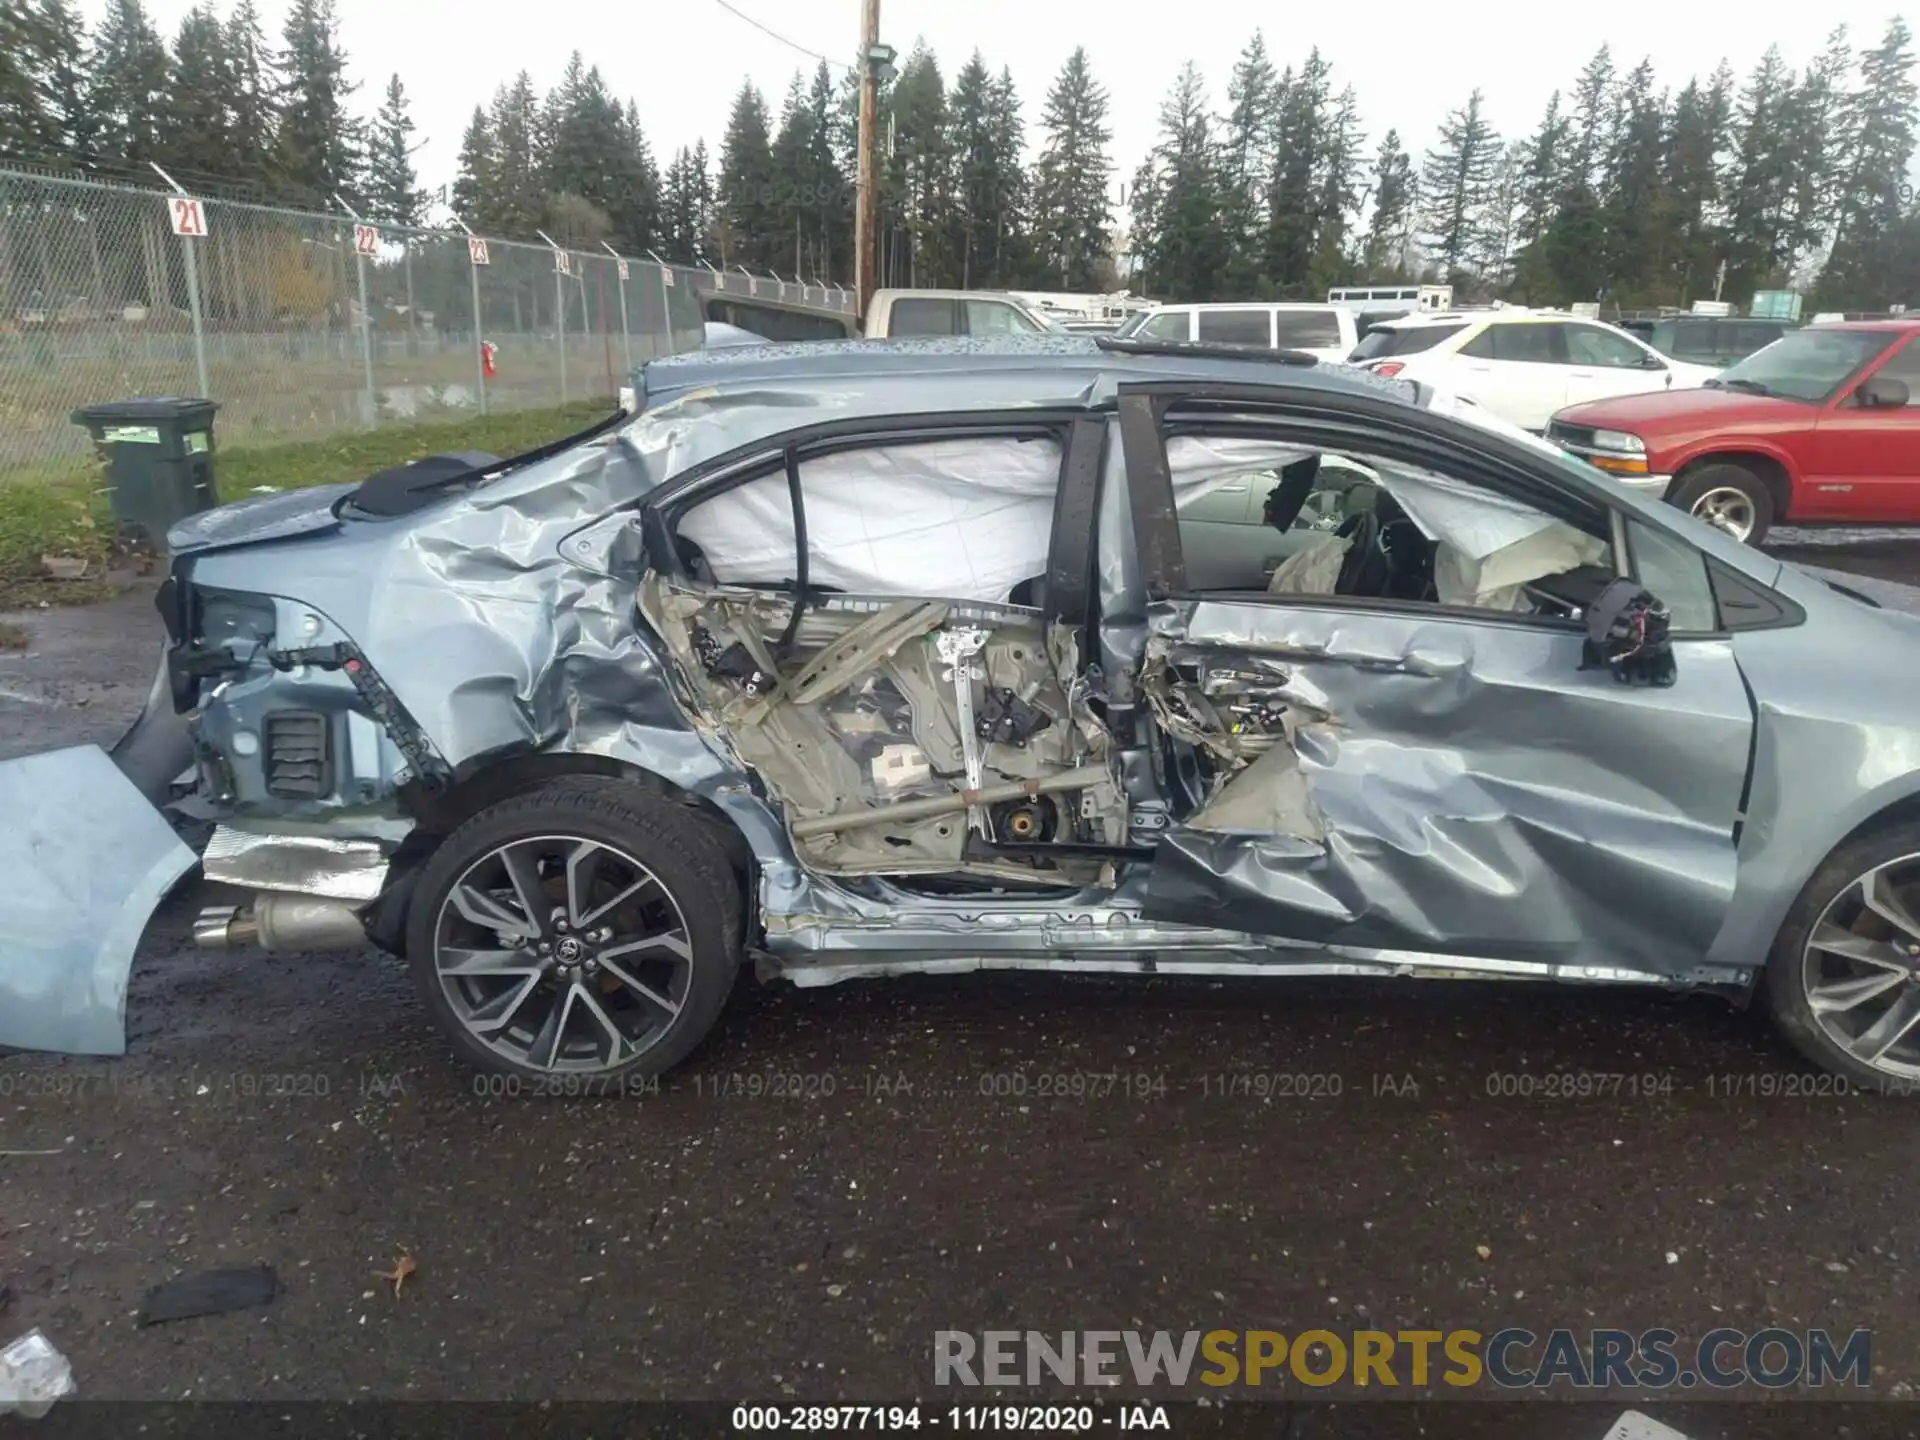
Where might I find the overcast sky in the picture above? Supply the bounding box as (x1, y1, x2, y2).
(91, 0, 1904, 211)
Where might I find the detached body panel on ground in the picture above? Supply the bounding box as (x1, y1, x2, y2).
(19, 334, 1920, 1088)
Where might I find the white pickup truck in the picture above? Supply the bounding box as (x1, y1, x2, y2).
(861, 289, 1059, 338)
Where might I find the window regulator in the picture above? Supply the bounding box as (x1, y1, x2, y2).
(935, 626, 993, 840)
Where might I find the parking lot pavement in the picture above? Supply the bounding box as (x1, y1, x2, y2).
(3, 540, 1919, 1414)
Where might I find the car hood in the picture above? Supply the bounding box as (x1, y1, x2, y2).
(166, 483, 353, 557)
(1554, 386, 1799, 432)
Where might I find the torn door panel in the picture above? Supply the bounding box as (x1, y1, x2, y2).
(1139, 601, 1752, 975)
(640, 574, 1126, 882)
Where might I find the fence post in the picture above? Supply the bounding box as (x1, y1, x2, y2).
(451, 214, 488, 414)
(603, 243, 632, 372)
(538, 229, 567, 404)
(150, 165, 211, 400)
(334, 194, 377, 429)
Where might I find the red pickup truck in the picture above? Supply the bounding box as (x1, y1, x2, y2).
(1548, 319, 1920, 544)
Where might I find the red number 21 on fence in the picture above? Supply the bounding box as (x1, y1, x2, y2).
(169, 198, 207, 237)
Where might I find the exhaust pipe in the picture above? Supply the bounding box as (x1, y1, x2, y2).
(194, 893, 369, 952)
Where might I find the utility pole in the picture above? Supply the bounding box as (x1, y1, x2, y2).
(855, 0, 884, 321)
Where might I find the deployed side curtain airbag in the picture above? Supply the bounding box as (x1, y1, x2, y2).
(677, 434, 1314, 605)
(1370, 463, 1610, 610)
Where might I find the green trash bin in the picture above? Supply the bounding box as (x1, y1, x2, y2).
(70, 397, 220, 555)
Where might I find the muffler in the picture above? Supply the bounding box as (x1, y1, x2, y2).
(193, 893, 369, 952)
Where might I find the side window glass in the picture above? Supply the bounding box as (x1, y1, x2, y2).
(1274, 311, 1343, 349)
(889, 299, 957, 335)
(966, 300, 1030, 335)
(1140, 311, 1190, 340)
(1494, 324, 1563, 364)
(1567, 325, 1652, 369)
(1626, 517, 1718, 631)
(1458, 327, 1498, 360)
(1196, 309, 1274, 346)
(1868, 337, 1920, 404)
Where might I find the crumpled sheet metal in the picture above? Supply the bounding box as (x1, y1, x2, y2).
(200, 825, 391, 902)
(0, 745, 197, 1056)
(1141, 600, 1753, 976)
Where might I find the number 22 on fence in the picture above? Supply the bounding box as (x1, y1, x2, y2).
(168, 197, 207, 237)
(353, 225, 380, 257)
(468, 237, 490, 266)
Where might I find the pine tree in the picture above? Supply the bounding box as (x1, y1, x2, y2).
(1785, 27, 1855, 256)
(1358, 129, 1415, 277)
(1308, 85, 1363, 293)
(770, 71, 814, 275)
(0, 1, 57, 162)
(1219, 32, 1279, 293)
(1540, 46, 1617, 301)
(160, 6, 233, 182)
(540, 56, 653, 250)
(717, 79, 776, 269)
(1596, 58, 1667, 303)
(452, 105, 491, 222)
(1266, 52, 1332, 292)
(223, 0, 277, 184)
(1030, 46, 1114, 289)
(276, 0, 359, 204)
(89, 0, 169, 168)
(984, 67, 1031, 285)
(1418, 88, 1500, 281)
(1725, 46, 1802, 291)
(949, 52, 1020, 289)
(483, 72, 543, 238)
(804, 61, 850, 281)
(366, 74, 425, 225)
(1475, 140, 1524, 287)
(690, 137, 716, 258)
(616, 99, 661, 255)
(1822, 17, 1920, 307)
(886, 42, 953, 287)
(1508, 92, 1567, 298)
(1134, 62, 1228, 301)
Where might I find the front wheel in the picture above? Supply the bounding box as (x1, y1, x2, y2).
(1669, 462, 1774, 546)
(404, 780, 743, 1082)
(1764, 821, 1920, 1092)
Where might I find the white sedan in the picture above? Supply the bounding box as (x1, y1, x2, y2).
(1350, 310, 1718, 432)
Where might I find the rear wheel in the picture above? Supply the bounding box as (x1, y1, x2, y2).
(1764, 821, 1920, 1092)
(405, 781, 742, 1083)
(1670, 462, 1774, 546)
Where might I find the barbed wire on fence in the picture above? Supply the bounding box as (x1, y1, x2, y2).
(0, 166, 855, 474)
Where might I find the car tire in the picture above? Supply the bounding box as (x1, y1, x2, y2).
(1763, 819, 1920, 1094)
(1669, 462, 1774, 546)
(404, 779, 743, 1083)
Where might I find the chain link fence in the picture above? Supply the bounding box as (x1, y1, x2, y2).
(0, 167, 854, 475)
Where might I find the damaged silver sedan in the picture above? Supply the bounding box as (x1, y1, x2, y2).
(105, 335, 1920, 1086)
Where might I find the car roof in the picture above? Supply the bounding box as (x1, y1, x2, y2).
(1809, 318, 1920, 332)
(638, 334, 1411, 412)
(1144, 301, 1339, 312)
(1379, 308, 1621, 329)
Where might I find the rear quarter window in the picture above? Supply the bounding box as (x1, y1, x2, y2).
(1351, 322, 1466, 361)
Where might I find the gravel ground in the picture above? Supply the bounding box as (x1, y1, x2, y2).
(3, 536, 1920, 1436)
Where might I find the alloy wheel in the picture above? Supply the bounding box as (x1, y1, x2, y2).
(433, 834, 694, 1073)
(1799, 853, 1920, 1081)
(1688, 486, 1757, 542)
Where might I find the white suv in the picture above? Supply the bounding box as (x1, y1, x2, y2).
(1121, 303, 1360, 365)
(1349, 310, 1718, 431)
